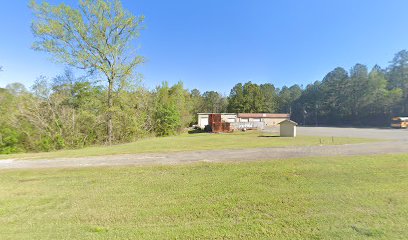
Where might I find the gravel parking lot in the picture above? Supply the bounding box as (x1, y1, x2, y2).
(298, 126, 408, 140)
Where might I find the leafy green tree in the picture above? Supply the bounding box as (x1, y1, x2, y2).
(6, 83, 27, 95)
(169, 82, 193, 127)
(154, 103, 181, 137)
(0, 88, 22, 154)
(114, 84, 153, 142)
(388, 50, 408, 114)
(201, 91, 227, 113)
(242, 82, 263, 112)
(228, 83, 244, 112)
(30, 0, 145, 145)
(345, 64, 369, 122)
(292, 81, 322, 125)
(190, 89, 203, 123)
(228, 82, 278, 113)
(364, 66, 402, 123)
(279, 84, 302, 113)
(153, 82, 181, 136)
(0, 127, 21, 154)
(260, 83, 279, 113)
(319, 67, 349, 123)
(49, 71, 106, 147)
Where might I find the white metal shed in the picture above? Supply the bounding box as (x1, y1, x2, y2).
(279, 120, 298, 137)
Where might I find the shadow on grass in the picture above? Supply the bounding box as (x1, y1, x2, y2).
(258, 135, 280, 138)
(188, 129, 206, 134)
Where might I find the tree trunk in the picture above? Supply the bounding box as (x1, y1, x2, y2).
(404, 88, 408, 115)
(107, 78, 114, 145)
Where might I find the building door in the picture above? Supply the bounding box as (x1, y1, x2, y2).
(201, 117, 208, 128)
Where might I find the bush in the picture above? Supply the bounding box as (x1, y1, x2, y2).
(154, 103, 181, 137)
(0, 127, 22, 154)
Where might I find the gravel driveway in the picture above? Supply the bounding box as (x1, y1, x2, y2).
(1, 127, 407, 170)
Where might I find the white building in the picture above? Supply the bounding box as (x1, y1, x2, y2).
(236, 113, 290, 126)
(197, 113, 237, 128)
(197, 113, 290, 129)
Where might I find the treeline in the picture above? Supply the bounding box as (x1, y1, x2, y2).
(227, 50, 408, 126)
(290, 50, 408, 126)
(1, 50, 408, 153)
(0, 70, 198, 153)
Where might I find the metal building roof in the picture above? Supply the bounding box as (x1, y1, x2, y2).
(237, 113, 290, 118)
(278, 119, 298, 125)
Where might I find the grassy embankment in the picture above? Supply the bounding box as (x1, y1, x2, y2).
(0, 131, 376, 160)
(0, 154, 407, 239)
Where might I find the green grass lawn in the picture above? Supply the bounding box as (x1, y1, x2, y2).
(0, 154, 407, 239)
(0, 131, 376, 160)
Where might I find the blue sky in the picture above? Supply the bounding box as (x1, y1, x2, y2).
(1, 0, 408, 94)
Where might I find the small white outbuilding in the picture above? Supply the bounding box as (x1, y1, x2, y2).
(279, 120, 298, 137)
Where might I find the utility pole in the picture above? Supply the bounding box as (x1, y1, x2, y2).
(303, 107, 307, 126)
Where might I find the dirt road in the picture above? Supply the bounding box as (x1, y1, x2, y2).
(0, 127, 407, 170)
